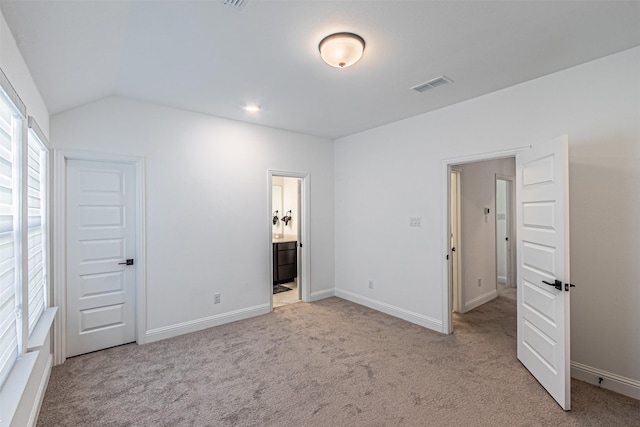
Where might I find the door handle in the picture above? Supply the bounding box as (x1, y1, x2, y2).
(118, 259, 134, 266)
(542, 279, 562, 291)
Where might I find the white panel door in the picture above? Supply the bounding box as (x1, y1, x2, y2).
(66, 160, 136, 357)
(516, 136, 571, 410)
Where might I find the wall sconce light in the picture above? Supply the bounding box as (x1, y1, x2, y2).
(282, 210, 292, 226)
(319, 32, 365, 68)
(272, 210, 279, 225)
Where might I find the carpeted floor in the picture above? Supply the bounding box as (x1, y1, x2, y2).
(37, 294, 639, 426)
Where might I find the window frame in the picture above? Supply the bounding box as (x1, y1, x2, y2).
(26, 118, 49, 337)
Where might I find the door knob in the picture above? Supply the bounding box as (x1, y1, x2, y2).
(118, 259, 134, 266)
(542, 279, 562, 291)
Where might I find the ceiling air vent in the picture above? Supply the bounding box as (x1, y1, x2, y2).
(220, 0, 248, 10)
(411, 75, 453, 93)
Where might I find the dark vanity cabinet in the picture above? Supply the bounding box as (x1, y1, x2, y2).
(273, 241, 297, 285)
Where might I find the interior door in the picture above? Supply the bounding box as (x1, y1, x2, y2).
(496, 176, 515, 288)
(516, 136, 571, 410)
(66, 160, 136, 357)
(296, 179, 302, 300)
(450, 169, 462, 312)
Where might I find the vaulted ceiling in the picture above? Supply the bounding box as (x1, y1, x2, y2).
(1, 0, 639, 139)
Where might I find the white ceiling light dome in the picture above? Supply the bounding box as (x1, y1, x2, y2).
(318, 32, 365, 68)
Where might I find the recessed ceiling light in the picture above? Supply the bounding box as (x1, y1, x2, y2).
(318, 32, 365, 68)
(243, 104, 262, 112)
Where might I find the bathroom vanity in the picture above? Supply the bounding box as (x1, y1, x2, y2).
(273, 239, 297, 285)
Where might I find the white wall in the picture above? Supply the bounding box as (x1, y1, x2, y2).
(51, 97, 335, 337)
(0, 8, 52, 426)
(272, 178, 283, 237)
(335, 47, 640, 396)
(0, 12, 48, 135)
(458, 158, 514, 312)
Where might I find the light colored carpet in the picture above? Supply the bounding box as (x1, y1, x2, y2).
(37, 295, 639, 426)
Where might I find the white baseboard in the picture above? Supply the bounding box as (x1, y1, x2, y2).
(27, 353, 53, 427)
(145, 304, 271, 343)
(571, 361, 640, 400)
(463, 289, 498, 313)
(335, 289, 442, 332)
(309, 288, 334, 302)
(497, 275, 507, 284)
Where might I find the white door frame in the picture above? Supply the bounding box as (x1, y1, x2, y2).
(450, 168, 463, 313)
(268, 170, 310, 309)
(441, 146, 529, 334)
(495, 174, 516, 289)
(52, 149, 146, 365)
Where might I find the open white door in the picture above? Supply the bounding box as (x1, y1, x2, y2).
(516, 136, 571, 410)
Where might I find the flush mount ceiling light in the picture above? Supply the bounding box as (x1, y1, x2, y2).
(318, 32, 365, 68)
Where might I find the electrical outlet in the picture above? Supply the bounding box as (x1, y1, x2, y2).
(214, 293, 221, 304)
(478, 279, 482, 287)
(409, 217, 422, 227)
(369, 280, 374, 289)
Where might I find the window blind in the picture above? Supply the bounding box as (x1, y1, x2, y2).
(26, 120, 47, 336)
(0, 87, 21, 388)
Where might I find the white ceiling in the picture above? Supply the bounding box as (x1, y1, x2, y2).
(1, 0, 639, 139)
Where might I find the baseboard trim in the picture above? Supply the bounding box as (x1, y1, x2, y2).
(309, 288, 334, 302)
(571, 362, 640, 400)
(335, 289, 442, 332)
(145, 304, 271, 343)
(27, 353, 53, 427)
(463, 289, 498, 313)
(497, 276, 506, 284)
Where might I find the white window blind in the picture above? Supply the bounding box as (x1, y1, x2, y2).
(0, 86, 22, 388)
(27, 121, 47, 336)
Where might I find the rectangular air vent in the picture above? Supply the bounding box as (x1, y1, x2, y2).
(411, 75, 453, 93)
(220, 0, 247, 10)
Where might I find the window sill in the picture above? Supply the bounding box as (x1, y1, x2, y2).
(27, 307, 58, 351)
(0, 351, 39, 425)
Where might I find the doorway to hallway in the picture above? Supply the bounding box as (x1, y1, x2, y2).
(443, 137, 573, 410)
(449, 158, 516, 316)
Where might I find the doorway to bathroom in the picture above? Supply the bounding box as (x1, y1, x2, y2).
(269, 171, 309, 309)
